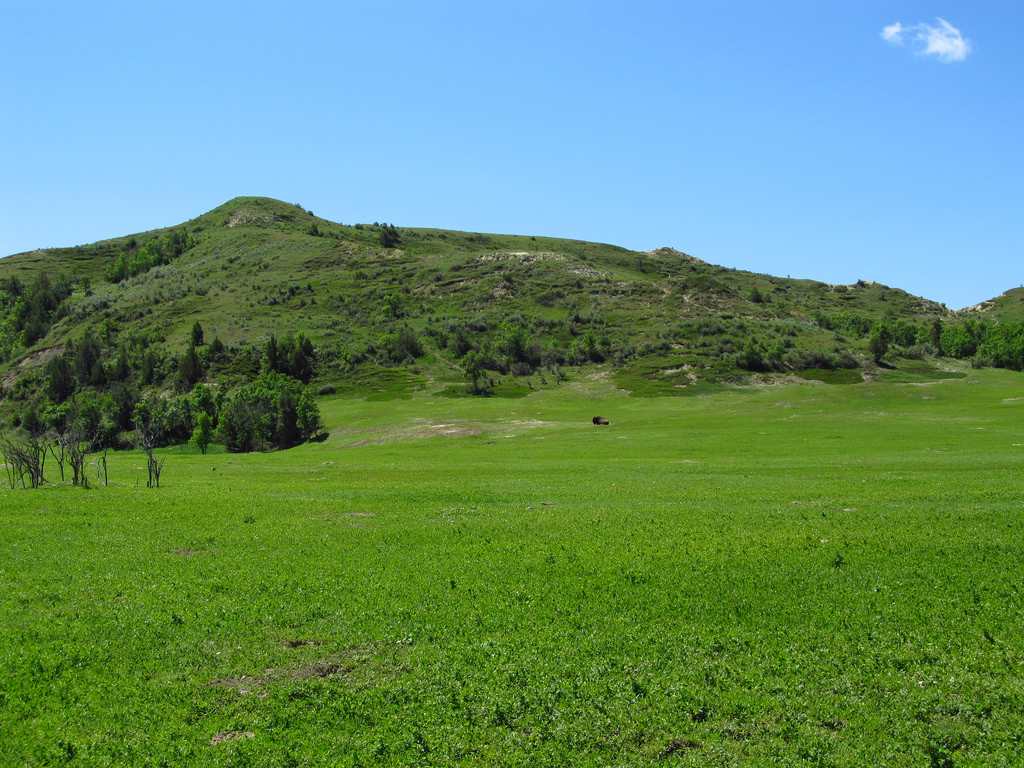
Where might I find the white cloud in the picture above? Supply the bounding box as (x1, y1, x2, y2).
(881, 21, 904, 45)
(880, 17, 971, 62)
(916, 18, 971, 62)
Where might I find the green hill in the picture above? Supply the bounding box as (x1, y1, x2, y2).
(2, 196, 967, 401)
(964, 287, 1024, 322)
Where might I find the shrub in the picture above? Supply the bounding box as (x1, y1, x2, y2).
(379, 224, 402, 249)
(383, 327, 423, 364)
(868, 323, 891, 363)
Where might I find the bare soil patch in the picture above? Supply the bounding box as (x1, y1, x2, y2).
(210, 730, 254, 746)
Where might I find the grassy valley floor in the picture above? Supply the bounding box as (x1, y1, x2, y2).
(2, 371, 1024, 766)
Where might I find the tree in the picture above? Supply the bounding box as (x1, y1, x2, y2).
(208, 336, 226, 362)
(133, 397, 166, 488)
(383, 326, 423, 363)
(190, 383, 217, 423)
(379, 223, 402, 249)
(190, 321, 205, 348)
(737, 338, 769, 372)
(178, 343, 204, 389)
(191, 412, 213, 455)
(46, 355, 75, 403)
(217, 373, 324, 452)
(463, 351, 489, 395)
(265, 335, 280, 374)
(868, 323, 891, 363)
(929, 318, 944, 354)
(111, 345, 131, 382)
(141, 349, 159, 385)
(0, 431, 47, 489)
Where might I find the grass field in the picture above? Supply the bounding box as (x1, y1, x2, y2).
(3, 371, 1024, 766)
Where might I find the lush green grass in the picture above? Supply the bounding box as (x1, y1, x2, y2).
(3, 371, 1024, 766)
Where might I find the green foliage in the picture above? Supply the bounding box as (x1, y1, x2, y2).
(105, 230, 193, 283)
(868, 322, 891, 362)
(941, 319, 987, 359)
(177, 343, 204, 389)
(264, 334, 316, 383)
(974, 323, 1024, 371)
(462, 350, 490, 395)
(45, 355, 75, 403)
(382, 327, 423, 364)
(378, 223, 402, 249)
(191, 411, 213, 454)
(0, 272, 72, 349)
(217, 372, 323, 452)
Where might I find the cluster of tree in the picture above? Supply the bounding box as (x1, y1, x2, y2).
(7, 322, 328, 491)
(105, 230, 194, 283)
(217, 372, 324, 452)
(4, 392, 122, 489)
(0, 273, 73, 357)
(265, 333, 316, 383)
(43, 322, 239, 406)
(736, 336, 860, 373)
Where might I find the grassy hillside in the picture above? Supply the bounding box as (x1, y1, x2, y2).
(0, 196, 953, 398)
(965, 287, 1024, 322)
(3, 369, 1023, 765)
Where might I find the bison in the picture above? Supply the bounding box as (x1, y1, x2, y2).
(592, 416, 610, 426)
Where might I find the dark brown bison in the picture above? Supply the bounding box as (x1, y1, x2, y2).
(592, 416, 610, 426)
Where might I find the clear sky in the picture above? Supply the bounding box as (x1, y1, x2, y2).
(1, 1, 1020, 308)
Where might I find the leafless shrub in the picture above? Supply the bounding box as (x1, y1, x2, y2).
(1, 432, 47, 489)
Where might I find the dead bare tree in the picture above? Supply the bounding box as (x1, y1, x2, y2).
(94, 446, 110, 487)
(47, 431, 68, 482)
(67, 434, 89, 489)
(136, 424, 164, 488)
(0, 432, 47, 489)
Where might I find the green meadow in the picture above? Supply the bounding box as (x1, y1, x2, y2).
(3, 371, 1024, 767)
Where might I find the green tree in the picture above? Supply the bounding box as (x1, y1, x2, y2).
(929, 318, 944, 354)
(379, 223, 402, 249)
(463, 351, 489, 394)
(217, 373, 324, 452)
(208, 336, 226, 361)
(178, 343, 204, 389)
(191, 412, 213, 455)
(868, 323, 891, 363)
(46, 354, 75, 403)
(74, 330, 103, 385)
(111, 345, 131, 382)
(265, 335, 280, 373)
(190, 321, 205, 347)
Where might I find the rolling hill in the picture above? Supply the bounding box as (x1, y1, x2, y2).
(2, 196, 980, 400)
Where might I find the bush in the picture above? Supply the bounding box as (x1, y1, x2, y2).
(317, 384, 337, 396)
(379, 224, 402, 249)
(382, 327, 423, 364)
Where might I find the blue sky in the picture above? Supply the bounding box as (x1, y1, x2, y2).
(1, 1, 1020, 308)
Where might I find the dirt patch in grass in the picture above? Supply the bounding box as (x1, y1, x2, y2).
(210, 730, 254, 746)
(659, 738, 702, 758)
(209, 646, 379, 696)
(289, 660, 348, 680)
(282, 638, 322, 649)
